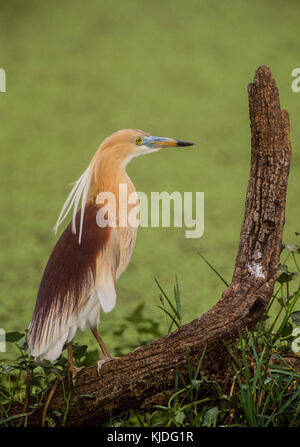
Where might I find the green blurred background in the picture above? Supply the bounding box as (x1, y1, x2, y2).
(0, 0, 299, 359)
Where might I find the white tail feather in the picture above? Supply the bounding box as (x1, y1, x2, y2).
(78, 173, 90, 244)
(54, 167, 91, 244)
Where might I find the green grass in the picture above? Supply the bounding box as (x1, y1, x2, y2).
(0, 0, 300, 360)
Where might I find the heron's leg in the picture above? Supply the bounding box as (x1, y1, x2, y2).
(67, 341, 83, 378)
(67, 342, 77, 375)
(91, 327, 120, 375)
(90, 327, 112, 358)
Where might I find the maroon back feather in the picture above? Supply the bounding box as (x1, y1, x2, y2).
(28, 203, 111, 348)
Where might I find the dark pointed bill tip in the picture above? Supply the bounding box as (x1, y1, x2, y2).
(176, 139, 195, 147)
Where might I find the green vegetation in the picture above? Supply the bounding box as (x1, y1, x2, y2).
(1, 240, 300, 427)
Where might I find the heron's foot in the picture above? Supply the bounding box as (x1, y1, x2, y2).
(97, 356, 121, 375)
(68, 364, 84, 380)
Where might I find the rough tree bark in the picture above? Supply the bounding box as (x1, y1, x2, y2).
(27, 65, 292, 426)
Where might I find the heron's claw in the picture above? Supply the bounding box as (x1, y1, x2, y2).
(68, 365, 84, 385)
(97, 356, 120, 375)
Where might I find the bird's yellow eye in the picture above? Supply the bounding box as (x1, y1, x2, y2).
(136, 137, 143, 145)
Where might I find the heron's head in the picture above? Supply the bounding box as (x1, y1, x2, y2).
(98, 129, 194, 166)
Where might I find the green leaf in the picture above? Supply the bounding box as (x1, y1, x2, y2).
(202, 406, 219, 427)
(0, 363, 16, 374)
(155, 278, 181, 323)
(157, 306, 181, 330)
(45, 416, 56, 427)
(81, 349, 99, 367)
(81, 394, 96, 399)
(280, 322, 293, 337)
(174, 275, 182, 325)
(276, 264, 298, 283)
(175, 411, 186, 424)
(291, 311, 300, 327)
(191, 379, 201, 390)
(5, 331, 24, 342)
(284, 244, 300, 253)
(17, 336, 27, 349)
(198, 252, 229, 287)
(72, 344, 88, 359)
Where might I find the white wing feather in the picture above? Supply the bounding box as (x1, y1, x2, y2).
(54, 167, 91, 244)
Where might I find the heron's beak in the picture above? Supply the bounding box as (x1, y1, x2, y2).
(143, 136, 194, 148)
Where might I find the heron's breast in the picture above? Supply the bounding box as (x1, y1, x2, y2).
(116, 223, 138, 279)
